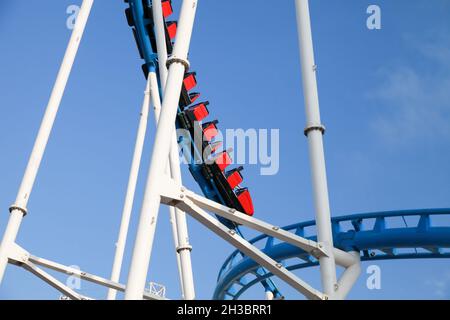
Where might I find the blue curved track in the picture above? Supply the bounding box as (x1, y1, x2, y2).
(214, 209, 450, 300)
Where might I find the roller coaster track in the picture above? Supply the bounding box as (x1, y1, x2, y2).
(214, 209, 450, 299)
(125, 1, 450, 300)
(125, 0, 255, 222)
(125, 0, 283, 298)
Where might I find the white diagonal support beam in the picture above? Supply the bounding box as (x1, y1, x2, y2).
(21, 261, 88, 300)
(159, 179, 357, 267)
(0, 0, 94, 285)
(28, 255, 165, 300)
(174, 199, 326, 300)
(184, 191, 325, 257)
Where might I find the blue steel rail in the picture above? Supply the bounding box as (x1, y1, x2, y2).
(214, 209, 450, 299)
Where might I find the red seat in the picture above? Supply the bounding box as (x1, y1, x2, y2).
(183, 72, 197, 91)
(179, 92, 200, 109)
(236, 188, 254, 216)
(189, 92, 200, 104)
(186, 102, 209, 122)
(203, 142, 222, 159)
(203, 121, 218, 142)
(162, 0, 173, 18)
(208, 141, 222, 153)
(215, 151, 232, 172)
(226, 167, 243, 189)
(166, 21, 177, 39)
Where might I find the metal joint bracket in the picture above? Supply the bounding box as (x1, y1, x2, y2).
(304, 123, 326, 136)
(160, 177, 186, 207)
(310, 248, 324, 260)
(176, 245, 193, 253)
(166, 56, 190, 71)
(9, 204, 28, 217)
(317, 242, 332, 257)
(7, 243, 30, 266)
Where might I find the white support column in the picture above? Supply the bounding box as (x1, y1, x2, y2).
(107, 77, 151, 300)
(168, 150, 195, 300)
(295, 0, 338, 298)
(0, 0, 94, 284)
(124, 0, 199, 300)
(148, 71, 187, 299)
(153, 0, 195, 300)
(152, 0, 169, 88)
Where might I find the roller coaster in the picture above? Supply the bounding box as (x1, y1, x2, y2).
(0, 0, 448, 300)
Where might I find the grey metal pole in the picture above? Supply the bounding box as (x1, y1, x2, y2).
(107, 77, 151, 300)
(0, 0, 94, 284)
(294, 0, 337, 298)
(124, 0, 199, 300)
(152, 0, 196, 300)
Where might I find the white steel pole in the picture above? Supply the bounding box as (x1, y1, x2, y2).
(107, 77, 151, 300)
(0, 0, 94, 284)
(294, 0, 337, 298)
(148, 71, 186, 299)
(152, 0, 195, 300)
(168, 205, 185, 297)
(168, 140, 195, 300)
(152, 0, 169, 88)
(124, 0, 198, 299)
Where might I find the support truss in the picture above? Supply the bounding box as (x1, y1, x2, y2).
(6, 243, 164, 300)
(2, 177, 359, 300)
(159, 178, 360, 300)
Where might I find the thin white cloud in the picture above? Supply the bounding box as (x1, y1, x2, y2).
(369, 31, 450, 146)
(425, 271, 450, 298)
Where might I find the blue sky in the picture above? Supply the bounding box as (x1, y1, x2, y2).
(0, 0, 449, 300)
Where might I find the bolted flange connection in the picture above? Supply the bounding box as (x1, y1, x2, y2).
(179, 187, 186, 200)
(166, 56, 190, 71)
(304, 123, 326, 137)
(177, 245, 193, 253)
(9, 204, 28, 217)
